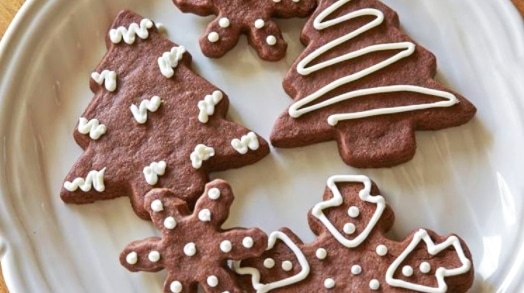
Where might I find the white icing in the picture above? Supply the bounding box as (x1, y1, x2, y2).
(164, 217, 177, 229)
(126, 252, 138, 265)
(155, 22, 167, 34)
(208, 32, 220, 42)
(420, 262, 431, 274)
(219, 18, 230, 28)
(385, 229, 472, 292)
(289, 0, 459, 126)
(77, 117, 107, 140)
(158, 46, 186, 78)
(143, 160, 166, 185)
(198, 209, 211, 222)
(64, 168, 106, 192)
(315, 248, 327, 260)
(311, 175, 386, 248)
(324, 278, 335, 289)
(343, 223, 356, 235)
(130, 95, 161, 124)
(233, 231, 310, 293)
(348, 206, 359, 218)
(150, 199, 164, 212)
(198, 90, 223, 123)
(148, 251, 160, 262)
(91, 70, 117, 92)
(231, 132, 260, 154)
(109, 18, 153, 44)
(273, 0, 281, 2)
(281, 261, 293, 271)
(242, 237, 254, 248)
(207, 275, 219, 287)
(369, 279, 380, 290)
(254, 19, 265, 29)
(190, 144, 215, 169)
(170, 281, 183, 293)
(183, 242, 197, 256)
(402, 265, 414, 277)
(376, 244, 388, 256)
(351, 265, 362, 275)
(266, 35, 277, 46)
(208, 187, 221, 200)
(263, 258, 275, 269)
(220, 240, 232, 253)
(292, 0, 300, 2)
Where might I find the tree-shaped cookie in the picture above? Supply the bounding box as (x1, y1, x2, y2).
(172, 0, 317, 60)
(61, 10, 270, 219)
(235, 175, 474, 292)
(120, 179, 268, 293)
(271, 0, 477, 167)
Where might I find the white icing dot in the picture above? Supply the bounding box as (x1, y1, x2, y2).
(220, 240, 232, 253)
(292, 0, 300, 2)
(198, 209, 212, 222)
(266, 35, 277, 46)
(348, 206, 360, 218)
(208, 187, 221, 200)
(218, 17, 230, 28)
(242, 237, 254, 248)
(151, 199, 164, 212)
(324, 278, 335, 289)
(282, 261, 293, 271)
(376, 244, 388, 256)
(148, 251, 160, 262)
(315, 248, 327, 260)
(369, 279, 380, 290)
(183, 242, 197, 256)
(343, 223, 356, 234)
(208, 32, 220, 42)
(402, 265, 414, 277)
(170, 281, 183, 293)
(126, 252, 138, 265)
(164, 217, 177, 229)
(263, 258, 275, 269)
(351, 265, 362, 275)
(207, 275, 219, 287)
(420, 262, 431, 274)
(272, 0, 281, 2)
(254, 19, 265, 29)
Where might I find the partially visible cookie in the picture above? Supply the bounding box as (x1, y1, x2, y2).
(235, 175, 474, 292)
(513, 0, 524, 15)
(270, 0, 476, 168)
(120, 180, 268, 293)
(60, 10, 270, 220)
(172, 0, 317, 61)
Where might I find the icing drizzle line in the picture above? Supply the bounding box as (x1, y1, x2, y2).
(289, 0, 458, 126)
(109, 18, 154, 44)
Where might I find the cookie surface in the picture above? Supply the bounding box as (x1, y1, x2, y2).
(270, 0, 476, 168)
(60, 10, 270, 220)
(235, 175, 474, 292)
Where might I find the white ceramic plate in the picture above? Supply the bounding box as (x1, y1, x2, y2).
(0, 0, 523, 292)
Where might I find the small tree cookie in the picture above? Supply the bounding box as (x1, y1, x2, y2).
(235, 175, 474, 292)
(120, 179, 268, 293)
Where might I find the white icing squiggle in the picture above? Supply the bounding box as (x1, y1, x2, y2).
(198, 91, 223, 123)
(143, 161, 166, 185)
(158, 46, 186, 78)
(385, 229, 471, 292)
(130, 96, 162, 124)
(64, 168, 106, 192)
(312, 175, 386, 248)
(231, 132, 260, 154)
(289, 0, 458, 126)
(109, 18, 154, 44)
(190, 144, 215, 169)
(91, 70, 117, 92)
(77, 117, 107, 140)
(234, 231, 310, 293)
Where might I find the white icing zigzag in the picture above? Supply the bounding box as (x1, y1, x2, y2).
(143, 161, 166, 185)
(234, 231, 310, 293)
(231, 132, 260, 154)
(64, 168, 106, 192)
(385, 229, 472, 293)
(198, 90, 223, 123)
(130, 96, 162, 124)
(158, 46, 187, 78)
(91, 70, 117, 92)
(77, 117, 107, 140)
(311, 175, 386, 248)
(190, 144, 215, 169)
(290, 0, 458, 126)
(109, 18, 154, 44)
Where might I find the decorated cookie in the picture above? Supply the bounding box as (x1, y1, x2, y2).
(270, 0, 477, 167)
(61, 10, 270, 220)
(235, 175, 474, 292)
(120, 179, 268, 293)
(172, 0, 317, 60)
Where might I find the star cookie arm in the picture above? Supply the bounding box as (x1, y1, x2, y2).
(198, 17, 242, 59)
(270, 0, 317, 18)
(144, 189, 191, 229)
(218, 228, 267, 260)
(120, 237, 165, 272)
(198, 267, 243, 293)
(172, 0, 214, 16)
